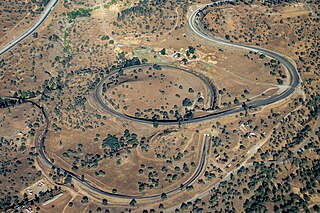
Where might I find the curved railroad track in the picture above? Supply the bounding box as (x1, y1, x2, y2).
(92, 1, 300, 125)
(0, 0, 301, 206)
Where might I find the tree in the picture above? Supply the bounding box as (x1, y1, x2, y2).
(102, 134, 120, 149)
(160, 48, 166, 55)
(188, 46, 195, 54)
(277, 78, 283, 85)
(180, 202, 188, 210)
(153, 120, 159, 128)
(102, 199, 108, 205)
(129, 199, 137, 206)
(182, 98, 193, 106)
(153, 64, 162, 70)
(161, 192, 167, 199)
(81, 196, 89, 204)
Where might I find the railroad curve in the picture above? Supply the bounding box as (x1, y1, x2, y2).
(0, 0, 301, 206)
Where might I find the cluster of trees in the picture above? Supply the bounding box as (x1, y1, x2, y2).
(182, 98, 193, 106)
(265, 58, 287, 84)
(67, 8, 92, 22)
(201, 156, 319, 212)
(263, 0, 301, 6)
(117, 4, 158, 22)
(186, 46, 196, 59)
(138, 169, 160, 192)
(306, 94, 320, 120)
(244, 159, 319, 212)
(113, 0, 187, 35)
(35, 0, 50, 7)
(104, 0, 117, 9)
(102, 129, 138, 151)
(0, 137, 43, 211)
(0, 98, 19, 108)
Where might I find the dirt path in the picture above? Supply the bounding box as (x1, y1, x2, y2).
(61, 192, 78, 213)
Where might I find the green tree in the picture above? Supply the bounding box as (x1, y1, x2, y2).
(129, 199, 137, 206)
(161, 192, 167, 200)
(102, 199, 108, 205)
(160, 48, 166, 55)
(81, 196, 89, 204)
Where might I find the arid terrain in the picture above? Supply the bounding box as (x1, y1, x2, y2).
(0, 0, 319, 212)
